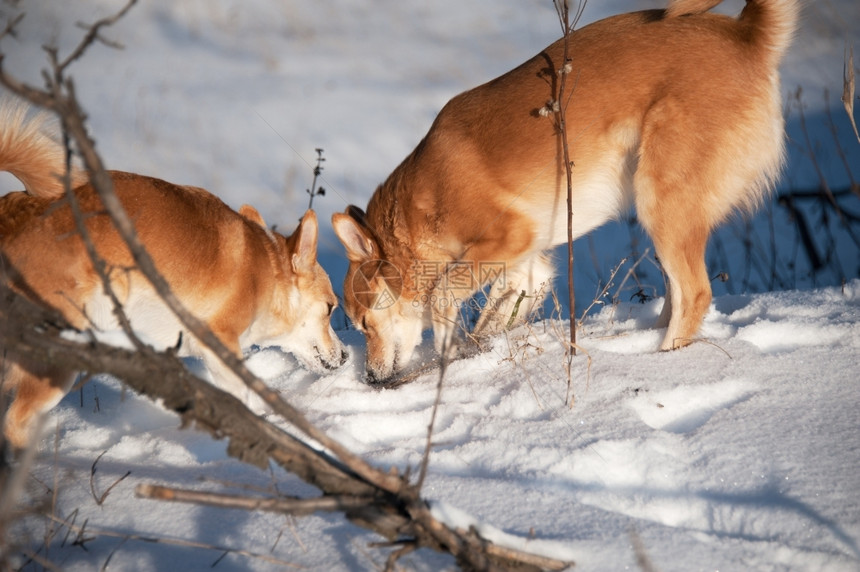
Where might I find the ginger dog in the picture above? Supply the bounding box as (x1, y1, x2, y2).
(333, 0, 798, 384)
(0, 105, 347, 449)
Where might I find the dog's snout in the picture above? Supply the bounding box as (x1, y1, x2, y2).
(365, 369, 383, 386)
(319, 346, 348, 371)
(364, 361, 391, 386)
(329, 348, 348, 369)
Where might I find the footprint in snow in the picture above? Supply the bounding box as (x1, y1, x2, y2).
(629, 379, 758, 434)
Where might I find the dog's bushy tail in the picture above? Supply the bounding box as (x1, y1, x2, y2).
(667, 0, 799, 68)
(665, 0, 724, 17)
(0, 101, 86, 198)
(739, 0, 800, 68)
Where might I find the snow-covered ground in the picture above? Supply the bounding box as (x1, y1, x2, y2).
(9, 283, 860, 571)
(2, 0, 859, 570)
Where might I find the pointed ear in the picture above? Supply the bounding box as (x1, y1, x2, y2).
(332, 209, 375, 262)
(239, 204, 267, 228)
(346, 205, 367, 223)
(292, 210, 319, 274)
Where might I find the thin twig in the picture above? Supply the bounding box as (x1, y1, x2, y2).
(306, 148, 326, 211)
(555, 0, 577, 363)
(136, 484, 380, 516)
(577, 256, 629, 326)
(613, 247, 653, 306)
(843, 43, 859, 145)
(59, 123, 146, 351)
(630, 529, 659, 572)
(89, 451, 131, 506)
(552, 0, 587, 405)
(0, 12, 25, 42)
(56, 0, 138, 74)
(384, 541, 417, 572)
(416, 353, 449, 492)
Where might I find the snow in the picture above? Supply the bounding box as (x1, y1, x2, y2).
(11, 284, 860, 571)
(2, 1, 859, 571)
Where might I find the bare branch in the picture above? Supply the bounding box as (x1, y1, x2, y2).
(551, 0, 586, 404)
(577, 256, 629, 325)
(0, 12, 25, 43)
(57, 0, 137, 74)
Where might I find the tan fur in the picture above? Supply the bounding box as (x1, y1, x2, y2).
(1, 110, 347, 449)
(0, 102, 87, 197)
(333, 0, 799, 384)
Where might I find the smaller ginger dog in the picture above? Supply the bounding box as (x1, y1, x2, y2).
(0, 104, 347, 449)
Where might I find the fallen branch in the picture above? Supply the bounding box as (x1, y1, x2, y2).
(136, 484, 380, 517)
(0, 285, 574, 569)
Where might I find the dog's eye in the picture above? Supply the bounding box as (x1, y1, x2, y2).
(361, 317, 368, 331)
(326, 303, 334, 316)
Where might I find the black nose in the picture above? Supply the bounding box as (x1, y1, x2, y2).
(365, 369, 382, 386)
(322, 349, 348, 370)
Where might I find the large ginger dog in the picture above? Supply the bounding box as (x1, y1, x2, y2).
(333, 0, 798, 384)
(1, 105, 347, 449)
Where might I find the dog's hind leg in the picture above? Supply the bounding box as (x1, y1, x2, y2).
(649, 220, 711, 350)
(654, 279, 673, 330)
(473, 252, 554, 337)
(634, 98, 714, 350)
(2, 358, 76, 450)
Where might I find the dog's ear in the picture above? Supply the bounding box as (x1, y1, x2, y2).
(332, 209, 375, 262)
(292, 210, 319, 274)
(346, 205, 367, 225)
(239, 204, 267, 228)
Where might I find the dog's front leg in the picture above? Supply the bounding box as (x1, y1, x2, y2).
(429, 288, 462, 361)
(474, 253, 554, 337)
(199, 346, 268, 414)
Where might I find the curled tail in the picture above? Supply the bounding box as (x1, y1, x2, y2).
(0, 101, 86, 198)
(665, 0, 725, 17)
(667, 0, 799, 66)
